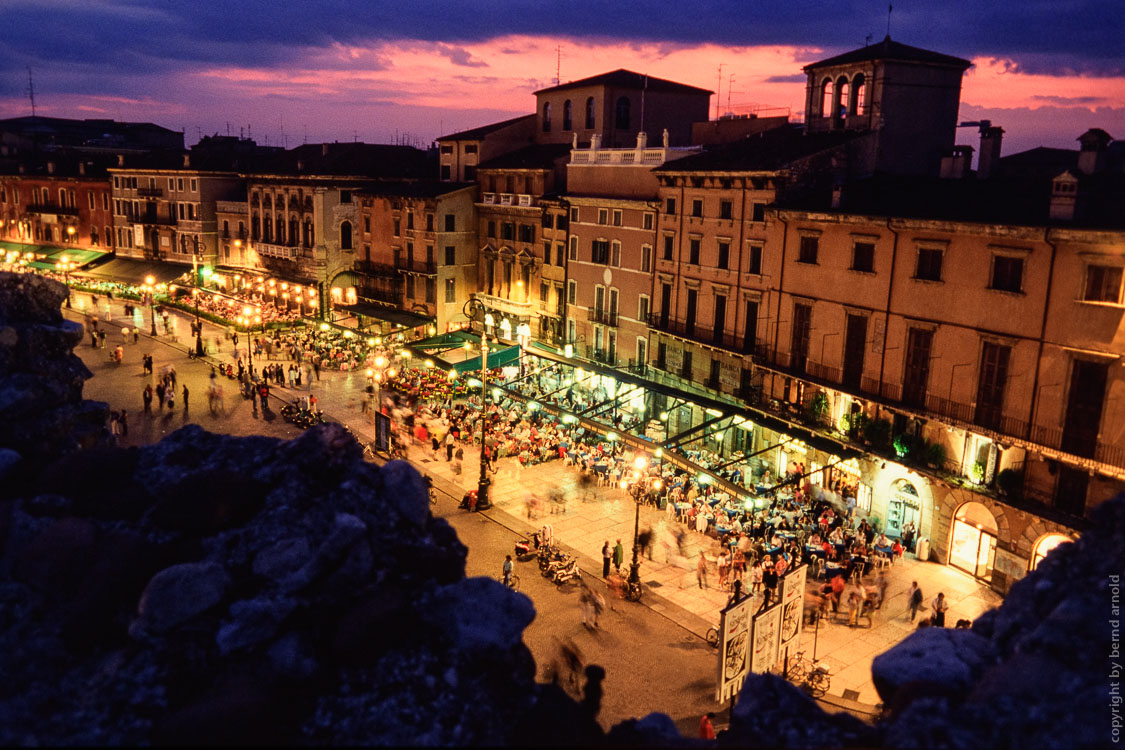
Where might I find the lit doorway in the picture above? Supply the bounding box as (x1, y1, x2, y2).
(949, 501, 998, 581)
(886, 479, 921, 539)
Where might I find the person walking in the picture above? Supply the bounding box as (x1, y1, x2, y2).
(717, 549, 730, 591)
(118, 409, 128, 437)
(502, 554, 514, 588)
(875, 570, 889, 609)
(142, 384, 153, 414)
(602, 541, 612, 578)
(613, 539, 624, 575)
(121, 326, 130, 344)
(696, 551, 709, 589)
(907, 581, 923, 622)
(182, 384, 189, 412)
(155, 382, 166, 411)
(931, 592, 949, 627)
(453, 446, 464, 475)
(699, 712, 716, 740)
(97, 330, 106, 349)
(445, 431, 455, 462)
(132, 327, 139, 344)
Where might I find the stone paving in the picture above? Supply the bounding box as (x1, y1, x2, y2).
(65, 291, 1004, 709)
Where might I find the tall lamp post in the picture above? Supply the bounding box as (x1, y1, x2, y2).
(627, 455, 655, 598)
(55, 255, 76, 309)
(191, 288, 204, 356)
(476, 334, 492, 511)
(144, 275, 158, 336)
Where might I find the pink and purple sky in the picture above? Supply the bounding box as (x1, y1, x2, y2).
(2, 0, 1123, 158)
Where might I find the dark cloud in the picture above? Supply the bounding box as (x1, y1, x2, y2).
(1, 0, 1122, 78)
(764, 74, 808, 83)
(1032, 95, 1107, 105)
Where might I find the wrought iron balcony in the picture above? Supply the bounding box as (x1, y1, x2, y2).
(589, 308, 619, 327)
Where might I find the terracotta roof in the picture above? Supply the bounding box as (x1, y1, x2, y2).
(653, 124, 861, 173)
(534, 69, 711, 96)
(477, 143, 572, 170)
(803, 36, 971, 71)
(436, 114, 535, 142)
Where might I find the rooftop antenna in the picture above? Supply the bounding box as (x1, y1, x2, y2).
(886, 3, 893, 38)
(727, 73, 734, 115)
(196, 126, 202, 141)
(226, 122, 231, 136)
(865, 33, 873, 46)
(640, 74, 647, 133)
(555, 45, 561, 85)
(715, 63, 724, 120)
(303, 124, 308, 144)
(26, 67, 36, 117)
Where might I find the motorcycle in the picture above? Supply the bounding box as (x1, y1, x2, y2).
(514, 537, 533, 559)
(552, 558, 581, 585)
(537, 543, 564, 571)
(542, 552, 573, 578)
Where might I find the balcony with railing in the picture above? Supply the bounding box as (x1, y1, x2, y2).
(752, 348, 1125, 474)
(589, 308, 619, 327)
(25, 203, 79, 216)
(256, 242, 299, 260)
(355, 276, 403, 306)
(397, 259, 437, 275)
(647, 313, 753, 353)
(480, 192, 536, 208)
(354, 260, 398, 278)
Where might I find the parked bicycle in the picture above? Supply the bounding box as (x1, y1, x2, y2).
(705, 627, 719, 648)
(786, 651, 831, 697)
(498, 573, 521, 592)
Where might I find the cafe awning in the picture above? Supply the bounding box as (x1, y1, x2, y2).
(79, 257, 190, 285)
(43, 248, 108, 267)
(452, 344, 522, 374)
(337, 302, 433, 330)
(412, 330, 480, 353)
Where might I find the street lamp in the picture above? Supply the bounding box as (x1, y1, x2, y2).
(55, 255, 76, 308)
(628, 455, 649, 597)
(476, 334, 493, 511)
(191, 288, 204, 356)
(144, 274, 158, 336)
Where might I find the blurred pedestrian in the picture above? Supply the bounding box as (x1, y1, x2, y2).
(907, 581, 923, 622)
(699, 713, 716, 740)
(602, 541, 612, 578)
(613, 539, 624, 575)
(182, 384, 189, 411)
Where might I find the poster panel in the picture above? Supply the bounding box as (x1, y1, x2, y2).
(750, 603, 782, 675)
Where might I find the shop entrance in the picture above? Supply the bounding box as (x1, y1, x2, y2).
(1031, 533, 1072, 571)
(949, 501, 998, 581)
(886, 479, 921, 539)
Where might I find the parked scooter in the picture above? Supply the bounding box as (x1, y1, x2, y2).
(552, 558, 581, 585)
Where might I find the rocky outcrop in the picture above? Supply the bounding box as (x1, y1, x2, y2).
(0, 272, 110, 468)
(0, 268, 1115, 748)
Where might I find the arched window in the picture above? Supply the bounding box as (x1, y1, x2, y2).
(304, 220, 314, 247)
(585, 97, 595, 129)
(563, 99, 572, 130)
(1031, 534, 1072, 570)
(542, 102, 552, 132)
(251, 214, 260, 241)
(340, 220, 352, 250)
(852, 73, 867, 115)
(836, 77, 850, 119)
(289, 218, 298, 246)
(263, 215, 272, 243)
(59, 188, 67, 206)
(615, 96, 630, 130)
(820, 79, 833, 118)
(275, 213, 285, 244)
(264, 194, 272, 210)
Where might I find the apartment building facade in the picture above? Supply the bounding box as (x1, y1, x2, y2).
(0, 160, 115, 252)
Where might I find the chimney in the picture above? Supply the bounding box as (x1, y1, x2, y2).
(46, 161, 55, 174)
(977, 126, 1003, 179)
(1077, 128, 1112, 175)
(940, 145, 973, 179)
(117, 154, 125, 167)
(1049, 170, 1078, 221)
(182, 154, 191, 168)
(322, 143, 329, 156)
(831, 184, 844, 208)
(78, 162, 86, 176)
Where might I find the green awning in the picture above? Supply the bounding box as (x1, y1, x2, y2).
(452, 344, 522, 374)
(1, 241, 51, 257)
(412, 330, 480, 352)
(79, 257, 191, 285)
(43, 248, 108, 267)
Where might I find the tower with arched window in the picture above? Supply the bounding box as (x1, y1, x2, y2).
(802, 36, 971, 176)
